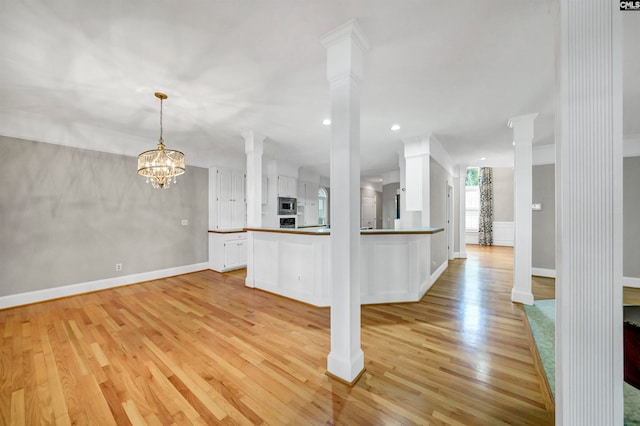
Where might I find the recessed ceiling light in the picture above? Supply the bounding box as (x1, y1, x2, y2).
(390, 124, 401, 131)
(379, 178, 383, 182)
(480, 157, 487, 161)
(322, 119, 331, 126)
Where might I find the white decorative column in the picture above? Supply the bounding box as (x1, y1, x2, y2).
(556, 1, 623, 424)
(397, 151, 407, 229)
(509, 113, 537, 305)
(403, 137, 430, 227)
(457, 164, 467, 258)
(243, 131, 266, 228)
(320, 20, 369, 384)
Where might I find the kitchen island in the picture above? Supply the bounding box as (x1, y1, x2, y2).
(244, 226, 444, 307)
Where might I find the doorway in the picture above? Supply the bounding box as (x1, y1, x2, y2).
(361, 195, 376, 229)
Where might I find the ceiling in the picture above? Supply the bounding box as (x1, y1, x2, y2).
(0, 1, 638, 181)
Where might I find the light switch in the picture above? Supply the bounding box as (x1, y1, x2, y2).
(532, 203, 542, 211)
(181, 219, 189, 226)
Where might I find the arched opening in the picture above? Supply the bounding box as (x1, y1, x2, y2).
(318, 187, 328, 226)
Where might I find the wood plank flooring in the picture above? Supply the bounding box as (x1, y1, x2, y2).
(1, 245, 557, 424)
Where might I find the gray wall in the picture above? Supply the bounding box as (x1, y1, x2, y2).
(430, 158, 451, 274)
(532, 164, 556, 270)
(382, 182, 399, 229)
(0, 136, 208, 297)
(625, 156, 640, 278)
(492, 167, 514, 222)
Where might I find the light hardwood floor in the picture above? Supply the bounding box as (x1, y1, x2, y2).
(1, 245, 559, 424)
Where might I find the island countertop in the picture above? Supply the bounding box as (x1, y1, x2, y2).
(243, 226, 444, 236)
(245, 225, 445, 306)
(208, 228, 246, 234)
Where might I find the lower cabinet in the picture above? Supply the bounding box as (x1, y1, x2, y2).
(209, 232, 247, 272)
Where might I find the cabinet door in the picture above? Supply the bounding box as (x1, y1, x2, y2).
(297, 182, 306, 205)
(262, 176, 268, 205)
(277, 176, 288, 197)
(224, 240, 247, 269)
(288, 177, 297, 198)
(238, 241, 247, 265)
(217, 169, 233, 229)
(305, 184, 319, 225)
(224, 241, 239, 268)
(231, 172, 246, 228)
(218, 169, 232, 200)
(231, 201, 246, 229)
(231, 172, 245, 203)
(277, 176, 298, 198)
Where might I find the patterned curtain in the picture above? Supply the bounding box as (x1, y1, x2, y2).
(478, 167, 493, 246)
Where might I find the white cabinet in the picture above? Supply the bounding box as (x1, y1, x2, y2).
(277, 176, 297, 198)
(217, 169, 246, 229)
(304, 183, 319, 225)
(297, 181, 307, 206)
(262, 176, 268, 205)
(297, 182, 319, 226)
(209, 232, 247, 272)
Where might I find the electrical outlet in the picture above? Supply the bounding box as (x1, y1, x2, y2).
(297, 275, 301, 281)
(115, 263, 123, 272)
(181, 219, 189, 226)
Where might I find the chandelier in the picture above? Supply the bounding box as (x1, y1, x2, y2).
(137, 92, 185, 189)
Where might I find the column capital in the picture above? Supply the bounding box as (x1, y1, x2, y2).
(457, 164, 468, 179)
(403, 136, 430, 158)
(320, 19, 370, 83)
(320, 19, 370, 52)
(242, 131, 266, 154)
(508, 113, 539, 142)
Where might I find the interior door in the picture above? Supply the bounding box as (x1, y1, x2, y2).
(361, 195, 376, 229)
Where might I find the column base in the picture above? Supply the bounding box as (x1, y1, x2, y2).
(327, 349, 365, 385)
(326, 368, 366, 387)
(512, 288, 534, 305)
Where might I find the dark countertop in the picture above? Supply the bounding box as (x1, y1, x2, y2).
(243, 226, 444, 236)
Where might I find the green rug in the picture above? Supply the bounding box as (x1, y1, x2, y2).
(524, 300, 640, 425)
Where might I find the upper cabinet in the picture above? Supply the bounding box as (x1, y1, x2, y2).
(216, 169, 246, 230)
(277, 175, 297, 198)
(262, 176, 268, 205)
(297, 181, 320, 225)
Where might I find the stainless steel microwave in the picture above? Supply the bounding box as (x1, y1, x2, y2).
(278, 197, 297, 215)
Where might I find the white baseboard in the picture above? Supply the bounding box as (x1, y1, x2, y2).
(454, 251, 467, 259)
(511, 288, 534, 305)
(493, 221, 514, 247)
(532, 268, 556, 278)
(465, 233, 479, 245)
(417, 260, 449, 300)
(465, 222, 514, 247)
(430, 260, 448, 286)
(623, 276, 640, 288)
(0, 262, 209, 310)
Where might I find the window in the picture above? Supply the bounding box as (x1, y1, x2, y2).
(465, 168, 480, 232)
(318, 187, 328, 225)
